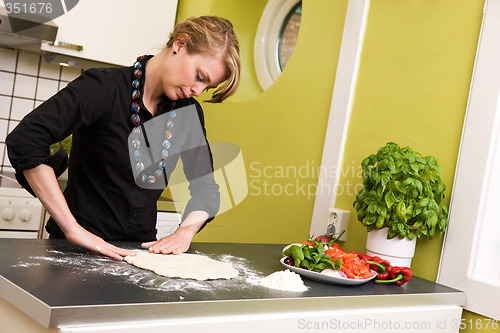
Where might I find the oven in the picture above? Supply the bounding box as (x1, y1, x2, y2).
(0, 187, 44, 239)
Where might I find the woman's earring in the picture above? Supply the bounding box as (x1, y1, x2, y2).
(173, 51, 177, 55)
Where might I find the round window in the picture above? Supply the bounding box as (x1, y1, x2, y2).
(254, 0, 302, 90)
(278, 2, 302, 71)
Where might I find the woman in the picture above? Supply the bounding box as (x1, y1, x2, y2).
(6, 16, 241, 260)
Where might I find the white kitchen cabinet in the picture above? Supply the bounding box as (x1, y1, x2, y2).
(41, 0, 178, 66)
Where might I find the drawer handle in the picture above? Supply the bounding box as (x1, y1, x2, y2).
(50, 41, 83, 51)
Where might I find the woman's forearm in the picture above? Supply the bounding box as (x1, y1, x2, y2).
(22, 164, 79, 234)
(23, 164, 138, 260)
(178, 210, 209, 235)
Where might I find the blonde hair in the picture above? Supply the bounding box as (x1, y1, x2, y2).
(166, 16, 241, 103)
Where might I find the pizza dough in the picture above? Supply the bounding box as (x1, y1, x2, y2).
(124, 251, 239, 281)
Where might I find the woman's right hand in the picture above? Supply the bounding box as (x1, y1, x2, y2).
(64, 225, 137, 261)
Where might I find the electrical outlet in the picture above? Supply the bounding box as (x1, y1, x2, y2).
(326, 208, 349, 241)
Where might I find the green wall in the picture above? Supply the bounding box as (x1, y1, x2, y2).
(332, 1, 487, 330)
(177, 0, 349, 244)
(335, 0, 484, 282)
(176, 0, 493, 330)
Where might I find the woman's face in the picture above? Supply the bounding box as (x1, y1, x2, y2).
(163, 41, 227, 101)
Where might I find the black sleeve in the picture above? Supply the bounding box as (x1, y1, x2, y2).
(179, 100, 220, 230)
(6, 68, 113, 192)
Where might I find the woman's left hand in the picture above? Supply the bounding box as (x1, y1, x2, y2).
(141, 211, 208, 254)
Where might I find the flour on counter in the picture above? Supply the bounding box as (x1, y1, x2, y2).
(258, 269, 308, 292)
(11, 249, 263, 293)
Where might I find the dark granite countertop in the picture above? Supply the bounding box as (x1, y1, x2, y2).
(0, 239, 465, 328)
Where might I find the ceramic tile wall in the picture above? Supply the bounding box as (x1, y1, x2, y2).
(0, 47, 82, 187)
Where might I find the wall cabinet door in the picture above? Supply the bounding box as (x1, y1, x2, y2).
(41, 0, 178, 66)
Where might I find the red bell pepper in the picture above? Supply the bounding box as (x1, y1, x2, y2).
(375, 266, 413, 285)
(355, 253, 372, 263)
(354, 254, 391, 280)
(368, 256, 391, 280)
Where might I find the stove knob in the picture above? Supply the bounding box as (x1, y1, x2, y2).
(2, 208, 15, 222)
(19, 209, 32, 222)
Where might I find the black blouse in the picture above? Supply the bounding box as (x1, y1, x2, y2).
(6, 57, 220, 241)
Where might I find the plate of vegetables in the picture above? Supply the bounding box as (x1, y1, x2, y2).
(281, 233, 377, 285)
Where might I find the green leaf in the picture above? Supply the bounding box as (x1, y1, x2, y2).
(381, 173, 391, 187)
(388, 161, 396, 173)
(384, 191, 397, 208)
(284, 245, 304, 267)
(405, 203, 413, 217)
(367, 202, 378, 214)
(396, 202, 406, 220)
(301, 258, 311, 269)
(376, 215, 385, 228)
(283, 245, 301, 259)
(377, 185, 384, 200)
(428, 226, 437, 239)
(414, 179, 423, 193)
(376, 204, 388, 217)
(410, 221, 423, 230)
(361, 157, 371, 168)
(363, 216, 376, 226)
(302, 246, 312, 260)
(387, 228, 398, 239)
(315, 263, 328, 271)
(394, 181, 407, 194)
(333, 259, 341, 270)
(427, 214, 438, 228)
(377, 159, 388, 171)
(417, 198, 430, 207)
(402, 178, 414, 187)
(439, 217, 448, 231)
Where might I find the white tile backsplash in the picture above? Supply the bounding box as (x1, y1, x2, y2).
(13, 74, 37, 99)
(36, 78, 59, 101)
(2, 146, 11, 167)
(39, 60, 61, 80)
(34, 100, 44, 108)
(0, 143, 5, 165)
(61, 66, 82, 82)
(10, 98, 34, 121)
(0, 95, 11, 119)
(0, 72, 15, 95)
(0, 120, 8, 142)
(17, 52, 40, 76)
(0, 49, 17, 72)
(58, 81, 69, 90)
(7, 120, 20, 135)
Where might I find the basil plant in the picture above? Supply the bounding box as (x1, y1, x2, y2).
(353, 142, 448, 240)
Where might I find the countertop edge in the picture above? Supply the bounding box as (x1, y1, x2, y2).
(45, 289, 465, 328)
(0, 276, 51, 327)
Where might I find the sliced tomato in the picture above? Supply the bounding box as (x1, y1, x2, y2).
(325, 248, 344, 260)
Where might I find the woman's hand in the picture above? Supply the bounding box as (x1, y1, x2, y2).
(141, 226, 196, 255)
(141, 211, 208, 255)
(64, 224, 137, 261)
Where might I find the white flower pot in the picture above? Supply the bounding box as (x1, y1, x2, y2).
(365, 227, 416, 267)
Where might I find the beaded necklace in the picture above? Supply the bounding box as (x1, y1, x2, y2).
(130, 56, 176, 184)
